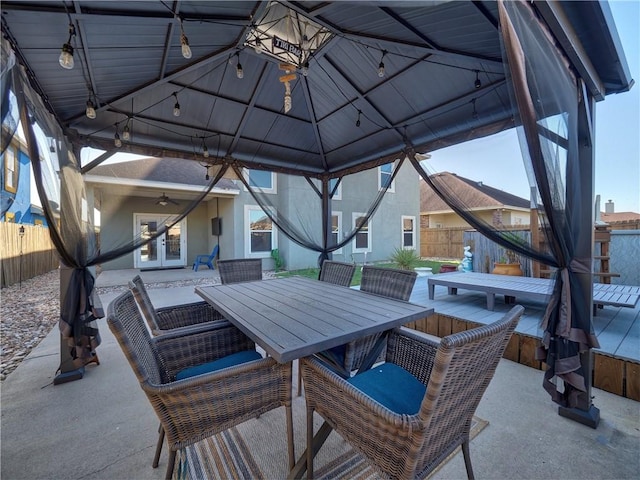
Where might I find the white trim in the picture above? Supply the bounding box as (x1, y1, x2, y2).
(133, 213, 187, 268)
(244, 204, 277, 258)
(331, 211, 342, 254)
(83, 174, 240, 195)
(378, 163, 395, 193)
(401, 215, 416, 249)
(352, 212, 371, 253)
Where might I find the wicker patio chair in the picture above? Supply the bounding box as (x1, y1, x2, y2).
(107, 290, 294, 480)
(218, 258, 263, 284)
(128, 275, 225, 336)
(317, 266, 418, 378)
(318, 260, 356, 287)
(301, 304, 524, 480)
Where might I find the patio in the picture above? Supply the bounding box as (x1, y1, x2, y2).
(1, 270, 639, 479)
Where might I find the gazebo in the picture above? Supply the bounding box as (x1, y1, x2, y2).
(0, 0, 634, 427)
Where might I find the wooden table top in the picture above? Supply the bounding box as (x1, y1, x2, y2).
(196, 276, 433, 363)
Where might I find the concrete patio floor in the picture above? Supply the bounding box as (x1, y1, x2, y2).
(1, 270, 639, 479)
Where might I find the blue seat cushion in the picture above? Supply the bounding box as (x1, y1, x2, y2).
(346, 363, 426, 415)
(176, 350, 262, 380)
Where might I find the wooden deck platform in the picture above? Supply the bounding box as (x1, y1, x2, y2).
(406, 275, 640, 401)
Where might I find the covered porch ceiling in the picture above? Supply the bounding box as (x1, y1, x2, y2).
(1, 0, 633, 178)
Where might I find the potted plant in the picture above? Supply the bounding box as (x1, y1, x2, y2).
(492, 234, 524, 276)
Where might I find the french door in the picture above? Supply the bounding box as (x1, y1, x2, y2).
(134, 214, 186, 269)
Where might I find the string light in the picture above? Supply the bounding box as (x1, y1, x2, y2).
(356, 110, 362, 127)
(122, 120, 131, 141)
(301, 60, 309, 77)
(378, 50, 386, 78)
(235, 52, 244, 79)
(179, 19, 192, 59)
(474, 70, 481, 89)
(254, 37, 263, 54)
(202, 137, 209, 158)
(59, 23, 76, 70)
(173, 92, 181, 117)
(471, 98, 479, 120)
(114, 125, 122, 148)
(85, 99, 96, 119)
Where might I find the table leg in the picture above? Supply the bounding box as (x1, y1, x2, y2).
(448, 287, 458, 295)
(428, 282, 435, 300)
(287, 421, 333, 480)
(487, 293, 495, 311)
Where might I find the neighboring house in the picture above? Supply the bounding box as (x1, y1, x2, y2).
(599, 200, 640, 229)
(420, 172, 530, 228)
(1, 135, 48, 226)
(86, 157, 420, 271)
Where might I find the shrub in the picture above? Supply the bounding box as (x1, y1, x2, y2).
(389, 247, 420, 270)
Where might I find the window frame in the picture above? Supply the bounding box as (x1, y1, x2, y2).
(243, 169, 277, 194)
(244, 205, 277, 258)
(4, 144, 19, 193)
(401, 215, 416, 250)
(352, 212, 372, 253)
(378, 163, 395, 193)
(331, 211, 342, 254)
(329, 178, 342, 200)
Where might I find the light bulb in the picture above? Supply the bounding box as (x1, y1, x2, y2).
(378, 61, 385, 78)
(59, 44, 74, 70)
(181, 33, 192, 59)
(85, 100, 96, 119)
(122, 124, 130, 141)
(236, 63, 244, 79)
(114, 132, 122, 148)
(254, 38, 262, 54)
(475, 71, 481, 89)
(173, 101, 181, 117)
(302, 61, 309, 77)
(203, 145, 209, 158)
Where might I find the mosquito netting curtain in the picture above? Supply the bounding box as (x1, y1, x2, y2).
(1, 0, 597, 409)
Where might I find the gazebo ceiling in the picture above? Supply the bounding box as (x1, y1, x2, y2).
(1, 1, 633, 176)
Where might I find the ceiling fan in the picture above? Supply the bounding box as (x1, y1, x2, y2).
(156, 193, 179, 206)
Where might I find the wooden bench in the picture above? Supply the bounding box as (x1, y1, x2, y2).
(427, 272, 640, 312)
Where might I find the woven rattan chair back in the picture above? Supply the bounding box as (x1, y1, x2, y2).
(129, 275, 161, 332)
(218, 258, 263, 284)
(319, 260, 356, 287)
(360, 265, 417, 301)
(107, 290, 166, 386)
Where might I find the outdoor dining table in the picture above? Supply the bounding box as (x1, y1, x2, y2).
(195, 275, 434, 479)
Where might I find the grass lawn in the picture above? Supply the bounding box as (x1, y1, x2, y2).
(275, 259, 457, 286)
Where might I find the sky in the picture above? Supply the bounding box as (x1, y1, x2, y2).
(425, 0, 640, 214)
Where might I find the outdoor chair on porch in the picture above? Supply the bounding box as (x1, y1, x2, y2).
(107, 290, 294, 480)
(315, 266, 418, 380)
(318, 260, 356, 286)
(129, 275, 225, 336)
(301, 304, 524, 480)
(218, 258, 263, 284)
(192, 244, 219, 271)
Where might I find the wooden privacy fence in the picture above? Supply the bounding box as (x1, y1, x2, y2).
(0, 223, 59, 288)
(420, 227, 468, 259)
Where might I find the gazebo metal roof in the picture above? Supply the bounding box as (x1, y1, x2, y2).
(1, 1, 633, 176)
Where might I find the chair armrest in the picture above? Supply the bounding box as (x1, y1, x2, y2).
(155, 301, 225, 330)
(386, 328, 439, 385)
(142, 358, 292, 450)
(153, 322, 256, 376)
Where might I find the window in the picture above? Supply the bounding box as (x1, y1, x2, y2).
(3, 145, 19, 193)
(352, 213, 371, 253)
(378, 163, 394, 192)
(329, 178, 342, 200)
(245, 205, 277, 257)
(331, 212, 342, 254)
(245, 169, 277, 194)
(402, 216, 416, 249)
(5, 212, 15, 222)
(34, 219, 43, 226)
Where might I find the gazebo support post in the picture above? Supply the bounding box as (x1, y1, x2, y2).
(557, 82, 600, 428)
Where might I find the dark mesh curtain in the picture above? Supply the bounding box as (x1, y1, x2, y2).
(231, 159, 404, 269)
(2, 51, 227, 375)
(410, 0, 598, 409)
